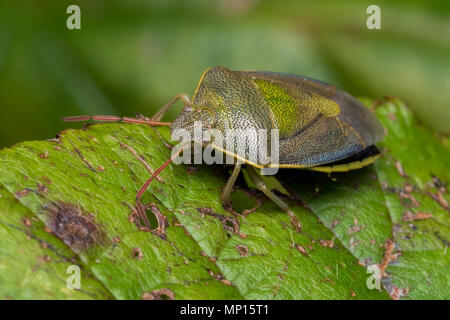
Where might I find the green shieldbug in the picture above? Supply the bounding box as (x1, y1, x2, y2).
(64, 66, 385, 232)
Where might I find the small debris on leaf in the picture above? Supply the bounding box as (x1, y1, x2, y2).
(429, 190, 448, 210)
(221, 279, 232, 286)
(389, 286, 409, 300)
(39, 151, 49, 159)
(112, 236, 122, 243)
(142, 289, 175, 300)
(395, 161, 407, 177)
(197, 207, 240, 234)
(295, 244, 308, 256)
(15, 189, 30, 198)
(402, 210, 432, 222)
(379, 239, 395, 277)
(236, 244, 249, 257)
(22, 218, 32, 227)
(186, 165, 198, 174)
(399, 191, 420, 208)
(37, 183, 48, 194)
(132, 247, 144, 260)
(319, 239, 334, 248)
(38, 254, 52, 263)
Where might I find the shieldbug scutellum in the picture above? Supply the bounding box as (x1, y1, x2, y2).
(64, 67, 385, 232)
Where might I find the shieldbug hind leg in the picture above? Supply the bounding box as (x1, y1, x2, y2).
(246, 166, 302, 233)
(220, 163, 242, 210)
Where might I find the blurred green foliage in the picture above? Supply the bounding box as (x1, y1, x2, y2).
(0, 0, 449, 147)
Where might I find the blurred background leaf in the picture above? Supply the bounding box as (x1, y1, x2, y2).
(0, 0, 449, 147)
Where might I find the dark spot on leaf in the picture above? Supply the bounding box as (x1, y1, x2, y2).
(142, 288, 174, 300)
(197, 207, 240, 234)
(45, 202, 104, 251)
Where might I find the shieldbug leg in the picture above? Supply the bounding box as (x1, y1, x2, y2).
(132, 147, 184, 233)
(151, 93, 191, 121)
(135, 148, 184, 201)
(135, 199, 152, 230)
(246, 166, 302, 233)
(220, 163, 242, 210)
(62, 115, 171, 126)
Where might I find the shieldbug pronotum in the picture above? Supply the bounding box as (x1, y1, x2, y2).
(64, 66, 385, 232)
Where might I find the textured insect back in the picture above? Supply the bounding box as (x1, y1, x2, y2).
(229, 70, 386, 169)
(240, 71, 384, 148)
(171, 67, 385, 170)
(238, 71, 341, 139)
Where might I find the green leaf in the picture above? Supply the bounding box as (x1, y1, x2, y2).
(0, 99, 448, 299)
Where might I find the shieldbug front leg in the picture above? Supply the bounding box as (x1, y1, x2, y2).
(221, 163, 242, 209)
(151, 93, 191, 121)
(246, 166, 302, 233)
